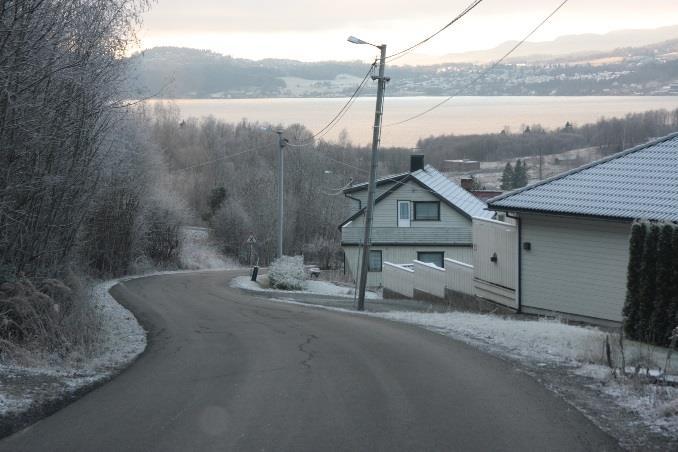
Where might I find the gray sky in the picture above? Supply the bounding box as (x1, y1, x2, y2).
(136, 0, 678, 61)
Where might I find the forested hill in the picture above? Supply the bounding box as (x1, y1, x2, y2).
(127, 41, 678, 99)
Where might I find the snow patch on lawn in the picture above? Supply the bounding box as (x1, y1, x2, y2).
(232, 275, 381, 299)
(376, 311, 606, 364)
(0, 279, 146, 419)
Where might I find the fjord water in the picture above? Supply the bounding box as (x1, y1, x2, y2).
(149, 96, 678, 148)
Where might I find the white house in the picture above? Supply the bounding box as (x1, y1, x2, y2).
(340, 155, 494, 286)
(487, 132, 678, 326)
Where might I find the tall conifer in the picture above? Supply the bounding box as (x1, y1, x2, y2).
(667, 225, 678, 342)
(623, 222, 646, 339)
(500, 162, 514, 190)
(638, 223, 659, 341)
(650, 223, 673, 345)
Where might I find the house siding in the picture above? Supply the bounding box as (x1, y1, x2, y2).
(520, 214, 631, 322)
(345, 183, 396, 214)
(342, 180, 472, 244)
(344, 245, 473, 286)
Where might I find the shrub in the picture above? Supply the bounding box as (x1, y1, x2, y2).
(0, 273, 101, 363)
(623, 222, 646, 339)
(268, 256, 306, 290)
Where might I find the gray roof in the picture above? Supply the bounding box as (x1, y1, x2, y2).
(411, 165, 494, 220)
(340, 164, 493, 227)
(488, 132, 678, 221)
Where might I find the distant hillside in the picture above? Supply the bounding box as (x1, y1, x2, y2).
(127, 38, 678, 98)
(409, 24, 678, 65)
(127, 47, 369, 98)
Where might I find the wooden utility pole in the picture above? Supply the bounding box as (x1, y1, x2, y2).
(356, 43, 388, 311)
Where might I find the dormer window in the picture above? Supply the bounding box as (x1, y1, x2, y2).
(414, 201, 440, 221)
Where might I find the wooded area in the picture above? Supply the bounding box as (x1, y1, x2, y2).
(417, 109, 678, 163)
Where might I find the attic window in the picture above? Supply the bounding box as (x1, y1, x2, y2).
(414, 201, 440, 221)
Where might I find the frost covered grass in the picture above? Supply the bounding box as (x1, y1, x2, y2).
(376, 311, 610, 364)
(0, 279, 146, 420)
(373, 310, 678, 444)
(179, 227, 239, 270)
(232, 275, 381, 299)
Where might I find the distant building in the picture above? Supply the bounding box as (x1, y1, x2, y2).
(443, 159, 481, 173)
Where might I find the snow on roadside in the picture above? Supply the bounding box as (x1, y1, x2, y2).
(0, 279, 146, 419)
(251, 293, 678, 446)
(375, 311, 607, 365)
(372, 310, 678, 446)
(231, 275, 381, 299)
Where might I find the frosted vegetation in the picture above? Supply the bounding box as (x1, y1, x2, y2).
(268, 256, 307, 291)
(376, 310, 678, 445)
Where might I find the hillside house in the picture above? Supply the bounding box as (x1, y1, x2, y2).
(487, 132, 678, 326)
(340, 156, 494, 286)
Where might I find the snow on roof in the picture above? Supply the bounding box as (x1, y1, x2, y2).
(411, 165, 494, 220)
(341, 164, 493, 224)
(488, 132, 678, 221)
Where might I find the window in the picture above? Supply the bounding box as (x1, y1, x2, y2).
(417, 251, 444, 268)
(414, 201, 440, 221)
(368, 250, 382, 272)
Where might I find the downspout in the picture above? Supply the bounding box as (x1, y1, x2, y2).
(506, 212, 522, 313)
(344, 193, 362, 211)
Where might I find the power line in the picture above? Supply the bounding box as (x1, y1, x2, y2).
(173, 62, 377, 172)
(171, 144, 267, 173)
(385, 0, 569, 127)
(386, 0, 485, 63)
(287, 61, 376, 147)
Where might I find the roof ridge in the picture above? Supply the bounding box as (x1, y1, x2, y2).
(487, 131, 678, 205)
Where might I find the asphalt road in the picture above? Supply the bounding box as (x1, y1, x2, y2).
(0, 271, 620, 451)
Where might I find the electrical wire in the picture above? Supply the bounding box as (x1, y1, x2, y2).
(172, 61, 377, 172)
(385, 0, 569, 127)
(171, 144, 267, 173)
(385, 0, 485, 63)
(287, 61, 377, 147)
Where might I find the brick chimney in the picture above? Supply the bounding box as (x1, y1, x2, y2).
(410, 154, 424, 172)
(460, 177, 474, 191)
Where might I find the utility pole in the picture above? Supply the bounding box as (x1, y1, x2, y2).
(276, 130, 287, 259)
(356, 43, 388, 311)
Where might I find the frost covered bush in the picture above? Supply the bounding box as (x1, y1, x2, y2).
(268, 256, 306, 290)
(0, 273, 101, 363)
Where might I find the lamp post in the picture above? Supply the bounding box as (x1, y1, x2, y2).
(348, 36, 388, 311)
(276, 129, 287, 259)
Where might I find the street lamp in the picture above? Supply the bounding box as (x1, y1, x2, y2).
(348, 35, 388, 311)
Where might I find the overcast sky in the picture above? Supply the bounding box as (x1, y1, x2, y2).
(136, 0, 678, 61)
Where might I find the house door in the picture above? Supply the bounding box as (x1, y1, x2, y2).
(398, 201, 410, 227)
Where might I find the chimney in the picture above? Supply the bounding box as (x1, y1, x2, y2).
(460, 177, 474, 191)
(410, 154, 424, 172)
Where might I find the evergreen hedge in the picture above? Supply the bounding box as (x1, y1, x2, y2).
(623, 221, 678, 346)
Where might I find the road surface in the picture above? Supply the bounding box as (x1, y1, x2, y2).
(0, 271, 620, 451)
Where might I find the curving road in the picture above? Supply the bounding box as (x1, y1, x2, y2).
(0, 271, 620, 451)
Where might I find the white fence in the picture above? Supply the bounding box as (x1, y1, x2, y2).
(413, 260, 447, 298)
(383, 262, 414, 298)
(384, 259, 474, 300)
(382, 217, 517, 307)
(444, 258, 474, 296)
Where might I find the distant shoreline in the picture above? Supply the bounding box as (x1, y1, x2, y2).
(143, 96, 678, 148)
